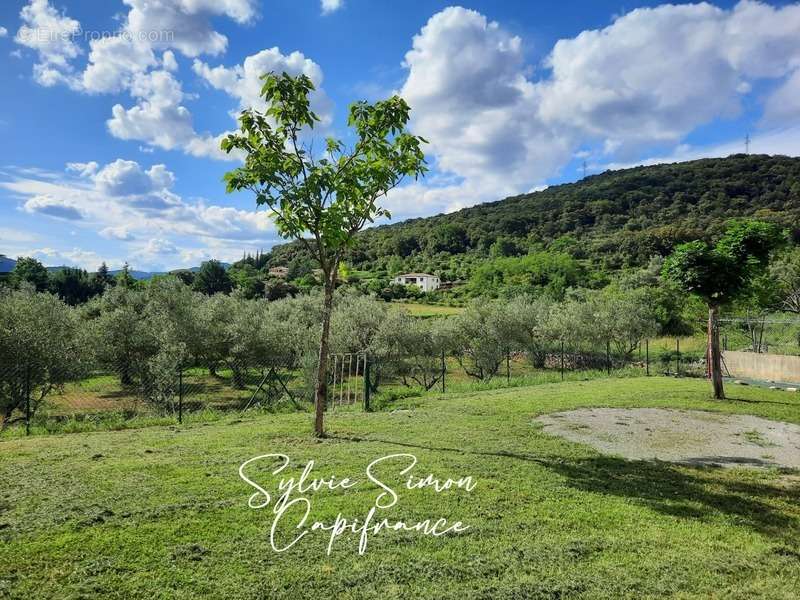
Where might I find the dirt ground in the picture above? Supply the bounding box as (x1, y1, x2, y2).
(536, 408, 800, 469)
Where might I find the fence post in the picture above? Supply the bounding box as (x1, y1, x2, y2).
(560, 340, 565, 381)
(646, 339, 650, 376)
(441, 350, 446, 394)
(606, 340, 611, 376)
(506, 350, 510, 384)
(25, 363, 31, 436)
(363, 356, 371, 412)
(178, 367, 183, 424)
(676, 338, 681, 377)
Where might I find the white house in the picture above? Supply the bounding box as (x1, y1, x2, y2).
(392, 273, 441, 293)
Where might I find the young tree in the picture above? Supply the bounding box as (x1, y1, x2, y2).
(663, 220, 783, 399)
(222, 72, 426, 436)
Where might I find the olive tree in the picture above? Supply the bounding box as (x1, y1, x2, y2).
(448, 300, 513, 382)
(664, 220, 783, 399)
(222, 72, 427, 436)
(0, 288, 86, 429)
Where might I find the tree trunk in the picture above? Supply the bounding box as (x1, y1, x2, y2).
(313, 277, 335, 437)
(708, 305, 724, 400)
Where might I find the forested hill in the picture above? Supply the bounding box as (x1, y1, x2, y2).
(266, 154, 800, 278)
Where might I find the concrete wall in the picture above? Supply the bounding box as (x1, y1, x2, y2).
(724, 350, 800, 383)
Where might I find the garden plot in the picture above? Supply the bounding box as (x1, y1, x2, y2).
(537, 407, 800, 469)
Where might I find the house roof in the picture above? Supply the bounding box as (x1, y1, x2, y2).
(395, 273, 437, 278)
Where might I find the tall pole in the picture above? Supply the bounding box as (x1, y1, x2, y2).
(25, 363, 31, 436)
(606, 340, 611, 376)
(363, 356, 371, 412)
(560, 340, 565, 381)
(178, 367, 183, 424)
(646, 339, 650, 376)
(441, 350, 446, 394)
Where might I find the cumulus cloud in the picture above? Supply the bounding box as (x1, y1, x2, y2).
(107, 69, 229, 159)
(536, 1, 800, 154)
(321, 0, 343, 15)
(390, 2, 800, 218)
(123, 0, 258, 57)
(93, 159, 175, 196)
(22, 194, 83, 220)
(14, 0, 82, 87)
(13, 0, 259, 159)
(192, 47, 333, 125)
(0, 26, 8, 38)
(399, 7, 573, 203)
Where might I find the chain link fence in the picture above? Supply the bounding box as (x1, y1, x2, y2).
(2, 336, 686, 437)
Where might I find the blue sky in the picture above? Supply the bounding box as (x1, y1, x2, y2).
(1, 0, 800, 272)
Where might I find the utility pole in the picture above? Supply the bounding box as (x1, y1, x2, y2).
(582, 159, 587, 179)
(745, 133, 750, 155)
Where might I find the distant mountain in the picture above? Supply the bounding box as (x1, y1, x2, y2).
(266, 153, 800, 276)
(1, 259, 230, 280)
(0, 256, 16, 273)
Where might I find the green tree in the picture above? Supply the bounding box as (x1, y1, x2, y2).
(769, 247, 800, 314)
(116, 262, 136, 288)
(222, 71, 426, 436)
(193, 260, 233, 295)
(49, 267, 98, 305)
(11, 256, 50, 292)
(0, 288, 86, 428)
(663, 220, 784, 399)
(94, 262, 115, 290)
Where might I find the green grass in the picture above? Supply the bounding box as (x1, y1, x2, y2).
(392, 301, 464, 317)
(2, 377, 800, 599)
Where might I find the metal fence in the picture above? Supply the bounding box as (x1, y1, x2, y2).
(2, 338, 680, 437)
(720, 317, 800, 356)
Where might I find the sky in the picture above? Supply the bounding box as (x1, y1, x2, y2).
(1, 0, 800, 272)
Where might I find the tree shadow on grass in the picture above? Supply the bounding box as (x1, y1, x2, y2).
(333, 434, 800, 544)
(538, 455, 799, 543)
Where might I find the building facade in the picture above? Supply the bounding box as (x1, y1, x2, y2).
(392, 273, 441, 292)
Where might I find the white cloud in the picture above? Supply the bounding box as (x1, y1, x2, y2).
(81, 35, 156, 94)
(0, 26, 8, 38)
(123, 0, 258, 57)
(601, 125, 800, 171)
(66, 161, 99, 177)
(192, 47, 333, 125)
(14, 0, 82, 87)
(763, 69, 800, 126)
(22, 194, 83, 220)
(391, 2, 800, 217)
(100, 225, 135, 241)
(537, 1, 800, 154)
(107, 69, 230, 159)
(400, 7, 573, 206)
(1, 159, 279, 271)
(321, 0, 343, 15)
(93, 159, 175, 196)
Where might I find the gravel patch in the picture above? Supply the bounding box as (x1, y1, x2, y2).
(536, 408, 800, 469)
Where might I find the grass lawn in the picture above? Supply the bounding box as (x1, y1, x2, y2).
(1, 377, 799, 599)
(392, 301, 464, 317)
